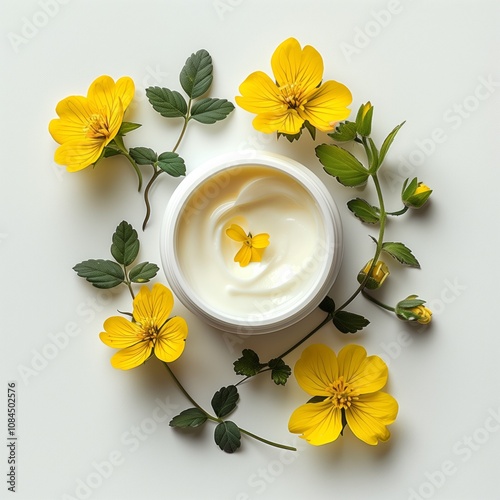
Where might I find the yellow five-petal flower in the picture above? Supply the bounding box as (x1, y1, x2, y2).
(236, 38, 352, 135)
(226, 223, 270, 267)
(288, 344, 398, 446)
(100, 283, 188, 370)
(49, 75, 135, 172)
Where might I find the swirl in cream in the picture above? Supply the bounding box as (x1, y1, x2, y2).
(176, 165, 329, 321)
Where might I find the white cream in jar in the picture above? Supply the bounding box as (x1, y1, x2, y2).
(161, 152, 343, 334)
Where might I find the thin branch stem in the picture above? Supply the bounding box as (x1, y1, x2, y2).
(361, 290, 395, 312)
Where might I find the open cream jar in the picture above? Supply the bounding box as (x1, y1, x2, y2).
(160, 152, 343, 335)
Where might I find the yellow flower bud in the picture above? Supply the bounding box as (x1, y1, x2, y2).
(402, 178, 432, 209)
(395, 295, 432, 324)
(410, 305, 432, 324)
(355, 101, 373, 137)
(357, 259, 390, 289)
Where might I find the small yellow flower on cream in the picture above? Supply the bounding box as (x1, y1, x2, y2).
(225, 223, 270, 267)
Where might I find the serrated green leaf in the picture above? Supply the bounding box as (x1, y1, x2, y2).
(328, 121, 357, 142)
(169, 408, 207, 428)
(73, 259, 124, 289)
(211, 386, 239, 418)
(233, 349, 265, 377)
(129, 147, 158, 166)
(268, 358, 291, 386)
(316, 144, 369, 187)
(179, 49, 213, 99)
(382, 242, 420, 268)
(118, 121, 142, 136)
(214, 421, 241, 453)
(190, 97, 235, 124)
(347, 198, 380, 224)
(332, 311, 370, 334)
(146, 87, 187, 118)
(157, 152, 186, 177)
(379, 121, 405, 165)
(111, 221, 139, 266)
(128, 262, 159, 283)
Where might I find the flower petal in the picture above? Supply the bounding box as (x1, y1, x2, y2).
(252, 109, 304, 135)
(288, 400, 342, 446)
(235, 71, 284, 114)
(155, 317, 188, 363)
(54, 138, 105, 171)
(271, 38, 323, 92)
(251, 233, 270, 249)
(338, 344, 388, 394)
(109, 342, 152, 370)
(299, 80, 353, 132)
(294, 344, 338, 397)
(49, 96, 93, 144)
(226, 224, 247, 242)
(234, 244, 252, 266)
(100, 316, 142, 348)
(346, 392, 399, 445)
(115, 76, 135, 110)
(133, 284, 173, 327)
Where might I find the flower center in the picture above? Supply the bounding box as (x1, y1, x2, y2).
(278, 82, 307, 110)
(85, 113, 111, 139)
(137, 318, 160, 348)
(327, 376, 359, 409)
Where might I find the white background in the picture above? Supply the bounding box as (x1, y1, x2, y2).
(1, 1, 499, 499)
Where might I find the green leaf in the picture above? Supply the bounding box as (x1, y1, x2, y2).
(367, 137, 380, 172)
(332, 311, 370, 334)
(214, 421, 241, 453)
(211, 386, 239, 418)
(347, 198, 380, 224)
(102, 146, 121, 158)
(328, 121, 357, 142)
(118, 121, 142, 136)
(397, 297, 426, 309)
(303, 120, 316, 140)
(233, 349, 265, 377)
(382, 242, 420, 268)
(157, 152, 186, 177)
(318, 296, 335, 313)
(111, 221, 140, 267)
(128, 262, 159, 283)
(146, 87, 187, 118)
(315, 144, 369, 187)
(268, 358, 291, 386)
(73, 259, 124, 289)
(379, 121, 405, 165)
(190, 97, 235, 124)
(129, 147, 158, 166)
(169, 408, 207, 428)
(179, 49, 213, 99)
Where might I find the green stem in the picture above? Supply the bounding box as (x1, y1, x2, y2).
(387, 206, 409, 216)
(361, 290, 395, 312)
(162, 362, 296, 452)
(112, 136, 143, 191)
(141, 103, 191, 230)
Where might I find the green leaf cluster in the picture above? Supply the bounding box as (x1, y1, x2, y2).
(73, 221, 159, 289)
(129, 147, 186, 177)
(146, 49, 234, 127)
(233, 349, 291, 385)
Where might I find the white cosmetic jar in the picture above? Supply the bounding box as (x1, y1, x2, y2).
(160, 151, 343, 335)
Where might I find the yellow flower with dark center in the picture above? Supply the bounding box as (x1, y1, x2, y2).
(225, 223, 270, 267)
(236, 37, 352, 135)
(288, 344, 398, 446)
(100, 284, 188, 370)
(49, 75, 135, 171)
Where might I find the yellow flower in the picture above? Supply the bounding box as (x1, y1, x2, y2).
(99, 283, 188, 370)
(288, 344, 398, 446)
(225, 223, 270, 267)
(235, 37, 352, 136)
(49, 75, 135, 172)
